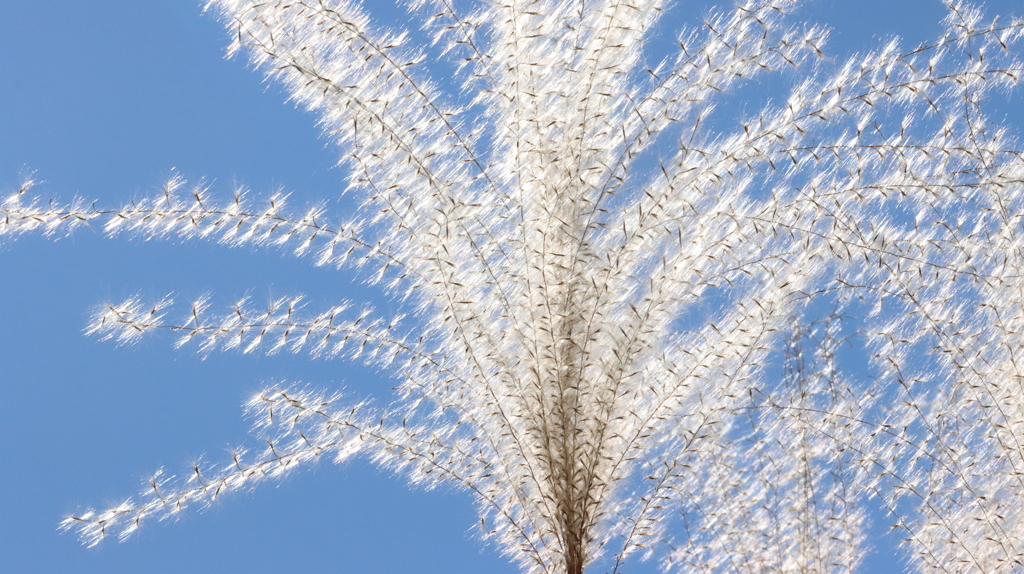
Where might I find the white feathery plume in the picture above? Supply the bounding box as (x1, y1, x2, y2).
(3, 0, 1024, 572)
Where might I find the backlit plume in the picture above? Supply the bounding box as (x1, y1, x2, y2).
(4, 0, 1024, 572)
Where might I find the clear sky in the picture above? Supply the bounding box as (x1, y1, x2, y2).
(0, 1, 1020, 573)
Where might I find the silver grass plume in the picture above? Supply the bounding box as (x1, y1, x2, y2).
(3, 0, 1024, 572)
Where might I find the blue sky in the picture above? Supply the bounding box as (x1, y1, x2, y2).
(0, 1, 1020, 573)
